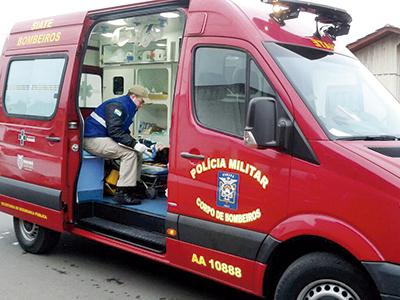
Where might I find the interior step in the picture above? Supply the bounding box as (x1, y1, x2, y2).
(77, 200, 166, 234)
(79, 216, 166, 252)
(94, 201, 166, 234)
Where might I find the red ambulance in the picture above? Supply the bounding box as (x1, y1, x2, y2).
(0, 0, 399, 298)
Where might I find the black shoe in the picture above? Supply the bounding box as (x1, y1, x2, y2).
(114, 187, 141, 205)
(130, 184, 146, 199)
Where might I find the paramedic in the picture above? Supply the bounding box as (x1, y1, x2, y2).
(83, 85, 149, 205)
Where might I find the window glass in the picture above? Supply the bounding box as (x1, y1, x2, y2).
(113, 76, 124, 95)
(250, 60, 276, 99)
(5, 58, 66, 117)
(79, 73, 102, 108)
(194, 48, 246, 136)
(266, 42, 400, 138)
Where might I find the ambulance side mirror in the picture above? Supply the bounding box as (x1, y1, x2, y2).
(244, 97, 278, 148)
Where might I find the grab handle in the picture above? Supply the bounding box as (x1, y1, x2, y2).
(180, 152, 205, 161)
(46, 136, 61, 143)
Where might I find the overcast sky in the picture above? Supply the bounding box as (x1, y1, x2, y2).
(0, 0, 399, 47)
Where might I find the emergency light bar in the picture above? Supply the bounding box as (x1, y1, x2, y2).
(262, 0, 352, 39)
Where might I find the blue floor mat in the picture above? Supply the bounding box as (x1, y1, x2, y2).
(102, 196, 167, 217)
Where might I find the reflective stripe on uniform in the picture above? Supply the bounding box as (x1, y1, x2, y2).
(90, 111, 106, 128)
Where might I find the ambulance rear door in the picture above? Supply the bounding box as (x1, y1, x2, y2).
(0, 13, 89, 231)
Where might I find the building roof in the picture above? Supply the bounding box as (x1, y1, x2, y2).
(347, 25, 400, 52)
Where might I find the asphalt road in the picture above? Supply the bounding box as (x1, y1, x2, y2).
(0, 212, 259, 300)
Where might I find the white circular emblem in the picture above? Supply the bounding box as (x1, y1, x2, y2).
(17, 155, 24, 170)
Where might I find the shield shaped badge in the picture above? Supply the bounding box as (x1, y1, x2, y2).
(217, 171, 239, 210)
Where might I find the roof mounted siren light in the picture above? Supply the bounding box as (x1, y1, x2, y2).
(262, 0, 352, 40)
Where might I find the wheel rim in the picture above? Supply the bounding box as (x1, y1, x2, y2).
(297, 279, 361, 300)
(19, 219, 39, 242)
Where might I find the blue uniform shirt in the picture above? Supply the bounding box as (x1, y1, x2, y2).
(84, 94, 137, 138)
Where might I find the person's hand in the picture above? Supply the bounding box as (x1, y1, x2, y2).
(134, 142, 148, 153)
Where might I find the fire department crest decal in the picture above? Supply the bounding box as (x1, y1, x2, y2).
(16, 154, 34, 171)
(17, 155, 24, 170)
(217, 171, 239, 210)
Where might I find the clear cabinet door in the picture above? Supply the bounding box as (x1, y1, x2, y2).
(135, 67, 170, 145)
(137, 68, 168, 99)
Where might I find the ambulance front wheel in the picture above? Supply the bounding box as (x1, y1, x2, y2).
(13, 217, 60, 254)
(274, 252, 379, 300)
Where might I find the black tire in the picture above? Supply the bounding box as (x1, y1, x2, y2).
(274, 252, 380, 300)
(13, 217, 61, 254)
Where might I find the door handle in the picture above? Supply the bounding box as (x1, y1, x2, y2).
(180, 152, 205, 161)
(46, 136, 61, 143)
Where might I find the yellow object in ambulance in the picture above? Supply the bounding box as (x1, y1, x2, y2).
(106, 169, 119, 186)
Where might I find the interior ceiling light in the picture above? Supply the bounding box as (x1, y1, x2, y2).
(107, 19, 127, 26)
(160, 12, 180, 19)
(101, 33, 114, 38)
(111, 27, 133, 47)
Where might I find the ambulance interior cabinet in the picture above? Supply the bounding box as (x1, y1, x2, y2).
(134, 65, 172, 146)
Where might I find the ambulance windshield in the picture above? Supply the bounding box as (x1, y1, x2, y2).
(266, 42, 400, 140)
